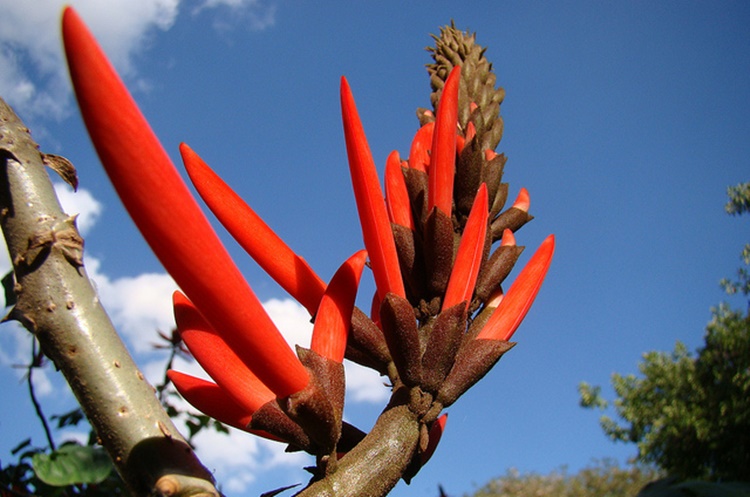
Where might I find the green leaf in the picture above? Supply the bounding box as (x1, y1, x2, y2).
(32, 445, 113, 486)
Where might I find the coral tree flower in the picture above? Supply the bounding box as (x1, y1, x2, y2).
(341, 77, 407, 302)
(62, 6, 308, 398)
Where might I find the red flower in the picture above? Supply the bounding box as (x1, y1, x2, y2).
(62, 6, 308, 398)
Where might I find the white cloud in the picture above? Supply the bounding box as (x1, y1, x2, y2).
(0, 0, 277, 121)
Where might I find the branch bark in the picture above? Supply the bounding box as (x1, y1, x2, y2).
(0, 97, 220, 497)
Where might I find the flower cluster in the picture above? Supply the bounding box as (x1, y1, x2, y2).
(62, 8, 553, 482)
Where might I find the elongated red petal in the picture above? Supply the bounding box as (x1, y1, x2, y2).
(181, 144, 326, 315)
(340, 77, 406, 301)
(443, 184, 489, 310)
(168, 370, 253, 430)
(428, 66, 461, 216)
(168, 370, 282, 441)
(408, 122, 434, 172)
(477, 234, 555, 341)
(173, 292, 275, 413)
(310, 250, 367, 362)
(62, 7, 308, 397)
(385, 151, 414, 230)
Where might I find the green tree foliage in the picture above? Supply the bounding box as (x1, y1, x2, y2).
(579, 183, 750, 482)
(467, 459, 660, 497)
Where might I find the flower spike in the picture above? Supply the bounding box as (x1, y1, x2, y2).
(443, 184, 489, 311)
(340, 76, 406, 301)
(173, 291, 275, 413)
(62, 7, 308, 397)
(428, 65, 461, 216)
(477, 234, 555, 341)
(180, 143, 326, 315)
(310, 250, 368, 362)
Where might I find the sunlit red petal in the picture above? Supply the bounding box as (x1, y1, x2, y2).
(385, 151, 414, 230)
(512, 187, 530, 212)
(443, 184, 488, 310)
(168, 370, 253, 430)
(62, 7, 308, 397)
(501, 228, 516, 246)
(340, 77, 406, 301)
(408, 122, 434, 172)
(181, 143, 326, 315)
(477, 234, 555, 341)
(173, 291, 275, 413)
(310, 250, 367, 362)
(168, 370, 282, 441)
(428, 65, 461, 216)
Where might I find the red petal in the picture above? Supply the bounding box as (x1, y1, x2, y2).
(420, 413, 448, 465)
(408, 122, 434, 172)
(181, 144, 326, 315)
(428, 66, 461, 216)
(385, 151, 414, 230)
(62, 7, 308, 397)
(512, 187, 530, 212)
(168, 371, 282, 441)
(501, 228, 516, 247)
(443, 184, 489, 310)
(477, 235, 555, 341)
(340, 77, 406, 301)
(310, 250, 367, 362)
(173, 292, 275, 412)
(168, 370, 253, 430)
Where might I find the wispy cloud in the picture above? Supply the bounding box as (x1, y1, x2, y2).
(0, 0, 277, 121)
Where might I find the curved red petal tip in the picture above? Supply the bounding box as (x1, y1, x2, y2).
(486, 287, 504, 308)
(340, 77, 406, 301)
(385, 150, 414, 230)
(443, 184, 489, 310)
(408, 122, 434, 172)
(168, 370, 253, 430)
(310, 250, 368, 362)
(63, 8, 308, 398)
(173, 291, 276, 412)
(512, 187, 531, 212)
(485, 149, 498, 161)
(501, 228, 516, 247)
(428, 65, 461, 216)
(477, 234, 555, 341)
(180, 143, 326, 315)
(421, 413, 448, 465)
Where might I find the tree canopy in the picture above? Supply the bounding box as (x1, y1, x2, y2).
(579, 182, 750, 482)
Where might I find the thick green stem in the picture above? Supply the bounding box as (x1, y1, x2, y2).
(296, 403, 421, 497)
(0, 98, 219, 497)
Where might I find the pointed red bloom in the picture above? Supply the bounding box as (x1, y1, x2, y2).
(477, 234, 555, 341)
(340, 77, 406, 301)
(310, 250, 367, 362)
(180, 143, 326, 316)
(168, 371, 282, 441)
(512, 187, 530, 212)
(420, 413, 448, 465)
(501, 228, 516, 247)
(408, 122, 434, 172)
(428, 66, 461, 216)
(168, 371, 253, 430)
(62, 7, 308, 398)
(385, 151, 414, 230)
(443, 184, 488, 311)
(173, 292, 275, 413)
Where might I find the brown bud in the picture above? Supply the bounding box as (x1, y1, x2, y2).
(379, 293, 422, 387)
(420, 302, 467, 393)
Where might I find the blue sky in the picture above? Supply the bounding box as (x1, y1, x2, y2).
(1, 1, 749, 496)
